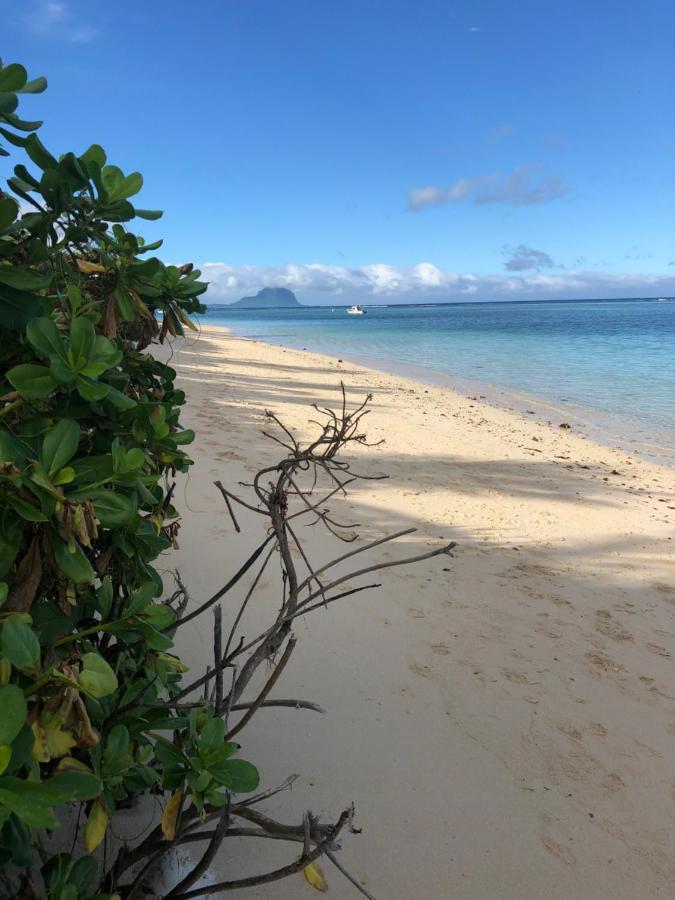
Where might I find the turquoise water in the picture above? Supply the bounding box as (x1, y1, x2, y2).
(201, 299, 675, 458)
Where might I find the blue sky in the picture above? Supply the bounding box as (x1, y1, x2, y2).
(4, 0, 675, 303)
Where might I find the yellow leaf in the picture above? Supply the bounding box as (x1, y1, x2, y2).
(31, 710, 77, 762)
(0, 745, 12, 775)
(161, 787, 183, 840)
(31, 721, 49, 762)
(0, 657, 11, 685)
(43, 710, 77, 759)
(303, 861, 328, 892)
(84, 800, 109, 852)
(175, 307, 198, 331)
(75, 258, 106, 274)
(56, 756, 94, 775)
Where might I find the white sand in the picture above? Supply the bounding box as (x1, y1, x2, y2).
(161, 326, 674, 899)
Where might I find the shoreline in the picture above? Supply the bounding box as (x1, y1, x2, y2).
(202, 323, 675, 467)
(161, 326, 675, 899)
(200, 321, 675, 466)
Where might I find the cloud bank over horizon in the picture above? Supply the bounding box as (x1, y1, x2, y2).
(200, 261, 675, 306)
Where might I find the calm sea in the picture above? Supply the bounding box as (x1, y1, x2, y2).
(200, 299, 675, 461)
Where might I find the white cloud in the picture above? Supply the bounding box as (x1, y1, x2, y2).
(408, 164, 568, 211)
(24, 1, 99, 41)
(503, 245, 556, 271)
(199, 261, 675, 306)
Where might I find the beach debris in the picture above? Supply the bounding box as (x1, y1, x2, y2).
(139, 385, 455, 898)
(559, 422, 571, 429)
(304, 861, 328, 892)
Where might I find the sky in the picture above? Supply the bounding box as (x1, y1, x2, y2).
(3, 0, 675, 304)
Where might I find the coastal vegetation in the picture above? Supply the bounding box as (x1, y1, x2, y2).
(0, 58, 451, 897)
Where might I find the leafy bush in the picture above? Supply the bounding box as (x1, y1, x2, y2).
(0, 58, 261, 897)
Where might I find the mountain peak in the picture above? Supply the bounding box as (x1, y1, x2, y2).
(229, 287, 301, 308)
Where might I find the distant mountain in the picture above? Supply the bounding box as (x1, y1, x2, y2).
(228, 287, 301, 309)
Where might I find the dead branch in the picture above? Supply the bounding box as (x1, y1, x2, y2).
(107, 388, 455, 899)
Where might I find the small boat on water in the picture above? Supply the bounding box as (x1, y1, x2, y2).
(347, 305, 365, 315)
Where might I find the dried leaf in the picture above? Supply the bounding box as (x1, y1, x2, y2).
(72, 694, 99, 749)
(161, 786, 183, 840)
(303, 861, 328, 892)
(6, 536, 42, 612)
(102, 296, 118, 339)
(84, 799, 108, 852)
(75, 257, 106, 274)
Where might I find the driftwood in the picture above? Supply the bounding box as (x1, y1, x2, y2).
(106, 385, 455, 898)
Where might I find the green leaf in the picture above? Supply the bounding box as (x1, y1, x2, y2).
(0, 286, 42, 331)
(172, 429, 195, 446)
(135, 208, 163, 220)
(88, 489, 137, 527)
(96, 577, 113, 619)
(0, 746, 11, 776)
(100, 200, 136, 222)
(139, 603, 175, 630)
(79, 652, 118, 698)
(209, 758, 260, 794)
(47, 530, 95, 584)
(52, 466, 75, 486)
(0, 686, 27, 745)
(68, 856, 97, 892)
(41, 419, 80, 475)
(106, 170, 142, 202)
(0, 772, 100, 809)
(69, 315, 95, 365)
(0, 265, 51, 291)
(0, 197, 18, 230)
(105, 386, 137, 410)
(0, 618, 40, 671)
(0, 784, 58, 828)
(76, 377, 110, 401)
(1, 112, 42, 132)
(199, 717, 225, 751)
(80, 335, 122, 377)
(0, 65, 27, 93)
(6, 496, 48, 522)
(6, 363, 57, 399)
(36, 771, 101, 802)
(104, 725, 129, 763)
(17, 76, 47, 95)
(24, 133, 57, 171)
(26, 317, 66, 360)
(114, 285, 135, 321)
(0, 93, 18, 116)
(80, 143, 106, 167)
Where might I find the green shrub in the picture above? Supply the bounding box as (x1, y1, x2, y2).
(0, 58, 260, 897)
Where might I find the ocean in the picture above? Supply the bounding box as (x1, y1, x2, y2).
(200, 298, 675, 462)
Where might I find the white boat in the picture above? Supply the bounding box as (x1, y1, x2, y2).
(347, 305, 365, 315)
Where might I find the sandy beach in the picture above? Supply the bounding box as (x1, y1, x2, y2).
(162, 325, 674, 899)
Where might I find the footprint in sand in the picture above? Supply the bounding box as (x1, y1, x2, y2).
(603, 772, 626, 793)
(540, 836, 576, 867)
(585, 651, 625, 673)
(430, 642, 450, 655)
(503, 670, 529, 684)
(595, 610, 634, 642)
(651, 582, 675, 596)
(646, 642, 671, 658)
(407, 608, 425, 618)
(408, 662, 433, 678)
